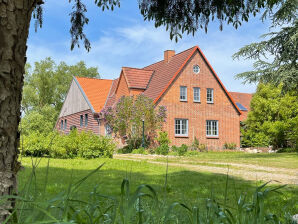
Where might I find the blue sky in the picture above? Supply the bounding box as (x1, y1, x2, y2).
(27, 0, 272, 93)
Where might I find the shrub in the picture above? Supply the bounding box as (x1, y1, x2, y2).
(189, 137, 200, 151)
(156, 144, 169, 155)
(22, 130, 116, 159)
(131, 147, 148, 154)
(171, 144, 188, 156)
(156, 131, 170, 146)
(198, 143, 207, 152)
(223, 142, 237, 150)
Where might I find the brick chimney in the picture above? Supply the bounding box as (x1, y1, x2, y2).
(164, 50, 175, 63)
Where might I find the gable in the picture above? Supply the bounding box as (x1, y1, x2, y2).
(149, 46, 241, 114)
(59, 79, 91, 118)
(115, 71, 130, 99)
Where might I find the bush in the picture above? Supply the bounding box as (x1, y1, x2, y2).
(223, 142, 237, 150)
(156, 144, 169, 155)
(131, 147, 148, 154)
(21, 130, 116, 159)
(171, 144, 188, 156)
(156, 131, 170, 146)
(198, 143, 207, 152)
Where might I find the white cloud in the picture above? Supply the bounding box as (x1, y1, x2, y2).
(27, 22, 265, 93)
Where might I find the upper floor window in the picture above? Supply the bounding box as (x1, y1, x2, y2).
(60, 120, 63, 130)
(85, 114, 88, 126)
(64, 119, 67, 130)
(80, 115, 83, 127)
(180, 86, 187, 101)
(105, 124, 112, 136)
(175, 119, 188, 137)
(207, 88, 214, 103)
(206, 120, 218, 137)
(193, 65, 200, 74)
(193, 87, 200, 102)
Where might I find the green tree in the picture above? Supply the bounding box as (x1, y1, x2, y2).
(22, 58, 99, 114)
(241, 83, 298, 149)
(102, 95, 167, 149)
(233, 0, 298, 92)
(0, 0, 284, 220)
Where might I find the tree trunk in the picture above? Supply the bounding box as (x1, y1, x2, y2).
(0, 0, 34, 221)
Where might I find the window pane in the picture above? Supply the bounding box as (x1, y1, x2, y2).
(61, 120, 63, 130)
(175, 119, 181, 134)
(64, 119, 67, 130)
(194, 87, 200, 101)
(80, 115, 83, 127)
(207, 88, 213, 103)
(180, 86, 187, 101)
(85, 114, 88, 126)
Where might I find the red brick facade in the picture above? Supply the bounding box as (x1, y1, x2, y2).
(156, 52, 240, 148)
(57, 46, 252, 149)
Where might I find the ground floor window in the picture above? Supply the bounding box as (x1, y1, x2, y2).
(105, 124, 112, 136)
(206, 120, 218, 137)
(175, 119, 188, 136)
(60, 120, 63, 130)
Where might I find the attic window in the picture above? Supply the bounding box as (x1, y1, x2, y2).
(193, 65, 200, 74)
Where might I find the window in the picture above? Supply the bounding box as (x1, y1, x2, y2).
(180, 86, 187, 101)
(60, 120, 63, 130)
(175, 119, 188, 136)
(206, 120, 218, 137)
(64, 119, 67, 130)
(193, 65, 200, 74)
(80, 115, 83, 127)
(105, 124, 112, 136)
(85, 114, 88, 126)
(207, 88, 214, 103)
(193, 87, 200, 102)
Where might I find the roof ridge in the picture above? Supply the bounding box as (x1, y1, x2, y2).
(75, 76, 113, 81)
(230, 91, 254, 95)
(122, 66, 154, 72)
(143, 45, 197, 69)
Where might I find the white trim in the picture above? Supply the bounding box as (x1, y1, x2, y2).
(193, 87, 200, 102)
(206, 120, 218, 137)
(73, 77, 95, 113)
(193, 64, 200, 74)
(180, 86, 187, 102)
(175, 119, 189, 137)
(207, 88, 214, 103)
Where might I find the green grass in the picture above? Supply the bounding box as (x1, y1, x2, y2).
(156, 151, 298, 169)
(18, 156, 298, 219)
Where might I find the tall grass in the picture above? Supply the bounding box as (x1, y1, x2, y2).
(1, 158, 296, 224)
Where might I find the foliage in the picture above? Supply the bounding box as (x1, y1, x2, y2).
(233, 0, 298, 92)
(21, 130, 116, 159)
(171, 144, 188, 156)
(20, 105, 58, 136)
(241, 83, 298, 149)
(223, 142, 237, 150)
(4, 161, 297, 223)
(22, 58, 99, 115)
(155, 144, 169, 155)
(131, 147, 148, 155)
(102, 95, 167, 148)
(189, 137, 208, 152)
(156, 131, 170, 146)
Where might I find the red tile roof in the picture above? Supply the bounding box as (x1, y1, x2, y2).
(122, 67, 154, 89)
(75, 77, 113, 112)
(104, 78, 119, 108)
(229, 92, 253, 111)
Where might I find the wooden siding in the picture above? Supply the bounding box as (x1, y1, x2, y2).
(59, 79, 90, 118)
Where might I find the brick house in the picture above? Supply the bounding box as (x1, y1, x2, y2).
(56, 46, 253, 149)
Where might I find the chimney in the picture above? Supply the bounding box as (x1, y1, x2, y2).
(164, 50, 175, 63)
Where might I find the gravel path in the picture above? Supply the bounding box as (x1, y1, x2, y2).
(114, 154, 298, 185)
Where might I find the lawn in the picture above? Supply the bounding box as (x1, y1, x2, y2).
(18, 155, 298, 220)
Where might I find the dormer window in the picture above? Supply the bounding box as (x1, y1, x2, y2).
(193, 65, 200, 74)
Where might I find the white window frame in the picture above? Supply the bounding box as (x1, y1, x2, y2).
(180, 86, 187, 102)
(175, 119, 188, 137)
(207, 88, 214, 103)
(193, 87, 200, 102)
(193, 65, 200, 74)
(206, 120, 218, 137)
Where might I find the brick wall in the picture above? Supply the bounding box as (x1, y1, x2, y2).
(157, 51, 240, 149)
(56, 109, 100, 135)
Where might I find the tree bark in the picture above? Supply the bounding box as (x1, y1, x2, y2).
(0, 0, 34, 221)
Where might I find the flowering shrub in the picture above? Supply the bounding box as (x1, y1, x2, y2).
(101, 95, 167, 148)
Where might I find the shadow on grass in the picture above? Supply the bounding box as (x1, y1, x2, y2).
(17, 158, 298, 217)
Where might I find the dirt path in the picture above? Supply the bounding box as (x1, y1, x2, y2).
(114, 154, 298, 185)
